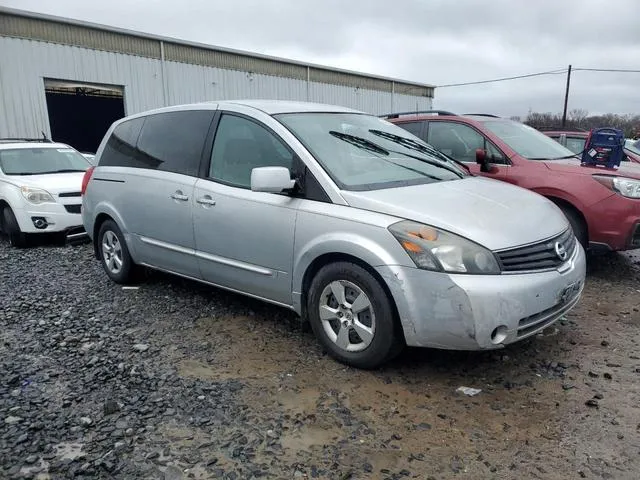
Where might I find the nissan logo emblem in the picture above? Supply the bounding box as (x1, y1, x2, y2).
(555, 242, 568, 261)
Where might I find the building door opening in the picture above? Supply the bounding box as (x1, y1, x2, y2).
(44, 79, 125, 154)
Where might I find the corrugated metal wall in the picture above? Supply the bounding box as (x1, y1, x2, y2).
(0, 36, 432, 139)
(0, 37, 164, 138)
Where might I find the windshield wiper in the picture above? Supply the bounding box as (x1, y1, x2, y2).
(527, 153, 582, 161)
(329, 131, 389, 155)
(329, 131, 445, 181)
(368, 129, 470, 173)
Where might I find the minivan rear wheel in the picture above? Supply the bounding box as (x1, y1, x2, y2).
(98, 220, 136, 284)
(307, 262, 403, 369)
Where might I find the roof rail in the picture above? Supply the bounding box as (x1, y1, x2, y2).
(463, 113, 500, 118)
(0, 132, 53, 143)
(0, 138, 54, 143)
(536, 126, 589, 132)
(379, 110, 457, 119)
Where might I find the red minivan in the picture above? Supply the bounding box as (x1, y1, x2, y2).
(386, 111, 640, 252)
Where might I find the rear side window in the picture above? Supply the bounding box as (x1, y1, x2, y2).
(137, 111, 214, 176)
(100, 111, 214, 176)
(99, 117, 144, 167)
(397, 121, 424, 140)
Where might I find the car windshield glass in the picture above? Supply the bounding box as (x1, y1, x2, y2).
(482, 120, 577, 160)
(0, 147, 91, 175)
(275, 112, 467, 191)
(628, 139, 640, 155)
(565, 137, 587, 154)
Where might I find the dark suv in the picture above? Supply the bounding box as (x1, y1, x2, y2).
(386, 111, 640, 252)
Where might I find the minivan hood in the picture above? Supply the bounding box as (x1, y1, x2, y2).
(341, 177, 568, 251)
(12, 172, 85, 194)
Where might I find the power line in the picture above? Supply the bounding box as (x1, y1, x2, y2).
(436, 66, 640, 88)
(573, 68, 640, 73)
(436, 69, 567, 88)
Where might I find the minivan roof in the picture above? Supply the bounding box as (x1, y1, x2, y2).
(121, 100, 365, 121)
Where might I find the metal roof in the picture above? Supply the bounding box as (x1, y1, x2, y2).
(0, 6, 434, 97)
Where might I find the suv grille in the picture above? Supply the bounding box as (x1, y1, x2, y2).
(496, 229, 577, 272)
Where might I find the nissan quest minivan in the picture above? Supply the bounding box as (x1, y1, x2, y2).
(82, 100, 586, 369)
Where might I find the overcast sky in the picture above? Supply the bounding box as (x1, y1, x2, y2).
(2, 0, 639, 117)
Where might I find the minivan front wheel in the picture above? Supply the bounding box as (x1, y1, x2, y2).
(307, 262, 403, 369)
(98, 220, 136, 284)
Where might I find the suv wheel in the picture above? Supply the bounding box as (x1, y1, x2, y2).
(558, 205, 587, 250)
(98, 220, 137, 283)
(2, 207, 27, 248)
(307, 262, 404, 369)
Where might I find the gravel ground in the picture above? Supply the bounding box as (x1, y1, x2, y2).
(1, 237, 639, 480)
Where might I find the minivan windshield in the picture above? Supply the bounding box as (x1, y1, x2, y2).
(276, 112, 467, 191)
(482, 120, 577, 160)
(0, 147, 91, 176)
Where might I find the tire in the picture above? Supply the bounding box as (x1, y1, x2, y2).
(2, 207, 27, 248)
(558, 205, 587, 250)
(307, 261, 404, 369)
(97, 219, 137, 284)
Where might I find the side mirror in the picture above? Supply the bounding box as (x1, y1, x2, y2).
(475, 148, 490, 172)
(251, 166, 296, 193)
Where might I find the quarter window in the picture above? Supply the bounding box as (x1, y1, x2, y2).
(99, 117, 144, 168)
(209, 114, 294, 188)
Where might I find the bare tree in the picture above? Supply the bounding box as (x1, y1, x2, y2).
(525, 110, 640, 137)
(569, 109, 589, 125)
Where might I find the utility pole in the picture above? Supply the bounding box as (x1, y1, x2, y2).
(561, 64, 572, 127)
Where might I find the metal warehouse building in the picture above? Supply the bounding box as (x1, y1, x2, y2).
(0, 7, 434, 153)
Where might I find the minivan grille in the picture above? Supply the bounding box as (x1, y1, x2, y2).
(496, 229, 577, 272)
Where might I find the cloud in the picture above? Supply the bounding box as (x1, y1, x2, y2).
(3, 0, 639, 116)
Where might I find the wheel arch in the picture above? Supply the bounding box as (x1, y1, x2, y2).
(545, 195, 589, 243)
(90, 204, 131, 256)
(92, 212, 114, 258)
(0, 199, 9, 231)
(298, 251, 405, 343)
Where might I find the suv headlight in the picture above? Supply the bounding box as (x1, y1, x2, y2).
(20, 186, 56, 204)
(593, 175, 640, 199)
(388, 220, 500, 274)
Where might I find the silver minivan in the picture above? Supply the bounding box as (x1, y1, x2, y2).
(82, 100, 586, 368)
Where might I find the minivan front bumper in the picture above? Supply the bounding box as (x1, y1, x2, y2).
(377, 243, 586, 350)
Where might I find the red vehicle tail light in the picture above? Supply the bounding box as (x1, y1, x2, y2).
(81, 166, 95, 195)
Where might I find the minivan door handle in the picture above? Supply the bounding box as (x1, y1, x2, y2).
(170, 191, 189, 202)
(196, 195, 216, 207)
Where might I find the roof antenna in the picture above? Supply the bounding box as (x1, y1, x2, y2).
(41, 131, 51, 143)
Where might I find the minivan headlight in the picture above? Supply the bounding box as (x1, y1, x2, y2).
(20, 186, 56, 204)
(389, 220, 500, 274)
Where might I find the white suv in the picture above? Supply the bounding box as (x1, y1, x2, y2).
(0, 139, 91, 247)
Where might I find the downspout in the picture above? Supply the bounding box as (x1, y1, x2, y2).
(306, 66, 310, 101)
(391, 81, 395, 113)
(160, 40, 168, 106)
